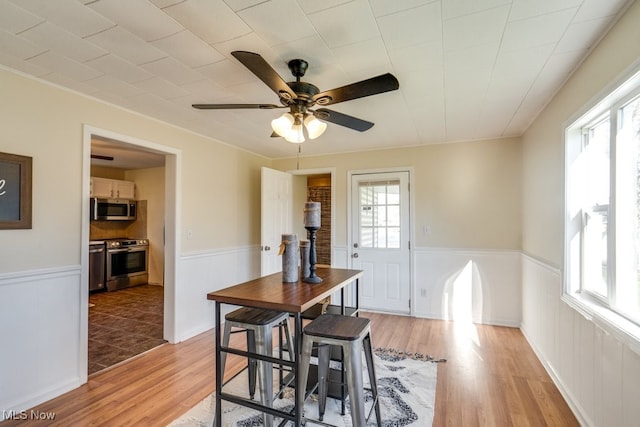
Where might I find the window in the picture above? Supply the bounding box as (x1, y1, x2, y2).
(566, 71, 640, 332)
(359, 180, 401, 249)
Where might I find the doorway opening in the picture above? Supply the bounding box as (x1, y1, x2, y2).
(289, 168, 335, 268)
(82, 125, 179, 377)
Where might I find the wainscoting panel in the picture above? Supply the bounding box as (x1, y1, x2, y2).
(176, 246, 260, 342)
(413, 248, 521, 326)
(520, 255, 640, 427)
(0, 266, 84, 418)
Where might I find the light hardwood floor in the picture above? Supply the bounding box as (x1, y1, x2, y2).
(0, 313, 578, 426)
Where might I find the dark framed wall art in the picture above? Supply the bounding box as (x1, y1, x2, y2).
(0, 152, 32, 229)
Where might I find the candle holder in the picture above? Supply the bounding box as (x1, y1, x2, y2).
(304, 225, 323, 283)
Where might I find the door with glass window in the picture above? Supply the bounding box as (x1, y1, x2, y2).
(350, 171, 411, 313)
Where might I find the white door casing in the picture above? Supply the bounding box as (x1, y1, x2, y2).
(261, 167, 293, 276)
(350, 171, 411, 313)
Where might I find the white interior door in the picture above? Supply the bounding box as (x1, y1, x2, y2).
(261, 167, 293, 276)
(350, 171, 411, 313)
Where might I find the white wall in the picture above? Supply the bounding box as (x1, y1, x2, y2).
(414, 248, 521, 326)
(176, 246, 260, 342)
(0, 267, 84, 412)
(521, 1, 640, 425)
(126, 167, 165, 285)
(521, 256, 640, 426)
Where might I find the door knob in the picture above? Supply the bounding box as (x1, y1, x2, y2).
(353, 253, 359, 258)
(353, 243, 359, 248)
(264, 245, 271, 251)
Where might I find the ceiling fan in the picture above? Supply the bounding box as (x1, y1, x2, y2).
(192, 51, 400, 143)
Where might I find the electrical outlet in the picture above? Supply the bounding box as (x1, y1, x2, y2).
(420, 288, 427, 297)
(187, 228, 193, 240)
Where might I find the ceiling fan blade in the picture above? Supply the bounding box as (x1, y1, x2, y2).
(192, 103, 282, 110)
(314, 108, 374, 132)
(312, 73, 399, 106)
(231, 51, 298, 101)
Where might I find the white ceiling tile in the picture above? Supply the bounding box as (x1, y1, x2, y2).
(87, 26, 167, 65)
(19, 22, 108, 63)
(370, 0, 438, 17)
(501, 8, 576, 51)
(196, 57, 257, 87)
(441, 0, 511, 21)
(42, 71, 101, 94)
(0, 51, 49, 76)
(574, 0, 631, 23)
(177, 79, 237, 104)
(444, 43, 499, 75)
(307, 0, 379, 48)
(475, 96, 519, 136)
(224, 0, 270, 12)
(297, 0, 352, 15)
(509, 0, 582, 21)
(134, 76, 191, 99)
(271, 35, 334, 75)
(27, 51, 103, 81)
(409, 103, 446, 143)
(539, 49, 588, 85)
(331, 37, 393, 80)
(149, 0, 186, 7)
(555, 16, 612, 53)
(443, 5, 509, 52)
(0, 0, 43, 34)
(0, 29, 46, 59)
(84, 74, 146, 98)
(489, 44, 555, 94)
(152, 30, 225, 68)
(164, 0, 251, 44)
(238, 0, 316, 47)
(87, 0, 184, 42)
(213, 33, 279, 63)
(84, 54, 154, 83)
(377, 2, 442, 50)
(9, 0, 115, 38)
(0, 0, 632, 159)
(140, 56, 205, 85)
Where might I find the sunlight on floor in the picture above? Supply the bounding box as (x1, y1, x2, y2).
(443, 260, 482, 348)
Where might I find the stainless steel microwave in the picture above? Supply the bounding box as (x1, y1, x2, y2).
(90, 198, 137, 221)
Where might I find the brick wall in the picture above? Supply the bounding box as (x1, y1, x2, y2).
(307, 186, 331, 265)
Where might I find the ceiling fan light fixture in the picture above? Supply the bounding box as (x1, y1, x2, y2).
(271, 112, 294, 137)
(304, 115, 327, 139)
(286, 117, 305, 143)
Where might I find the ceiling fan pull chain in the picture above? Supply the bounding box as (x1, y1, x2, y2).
(297, 145, 301, 170)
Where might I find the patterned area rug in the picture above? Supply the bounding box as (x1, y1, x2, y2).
(169, 348, 443, 427)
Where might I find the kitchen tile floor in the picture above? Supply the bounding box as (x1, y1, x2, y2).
(88, 284, 166, 375)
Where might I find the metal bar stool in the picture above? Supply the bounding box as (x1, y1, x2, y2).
(297, 314, 382, 427)
(219, 307, 294, 427)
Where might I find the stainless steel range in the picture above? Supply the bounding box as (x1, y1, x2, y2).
(105, 238, 149, 291)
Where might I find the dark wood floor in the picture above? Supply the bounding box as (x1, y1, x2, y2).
(89, 285, 165, 374)
(0, 312, 578, 426)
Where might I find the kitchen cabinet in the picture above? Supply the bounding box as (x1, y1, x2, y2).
(90, 177, 136, 199)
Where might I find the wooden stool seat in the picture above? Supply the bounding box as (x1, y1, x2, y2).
(304, 313, 370, 341)
(298, 314, 381, 426)
(226, 306, 290, 326)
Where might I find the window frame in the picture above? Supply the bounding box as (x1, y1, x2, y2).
(564, 66, 640, 345)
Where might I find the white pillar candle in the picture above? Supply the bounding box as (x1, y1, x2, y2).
(303, 202, 321, 228)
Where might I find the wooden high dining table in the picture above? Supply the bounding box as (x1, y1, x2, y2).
(207, 267, 363, 426)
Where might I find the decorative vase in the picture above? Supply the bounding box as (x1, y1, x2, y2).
(281, 233, 298, 283)
(300, 240, 310, 279)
